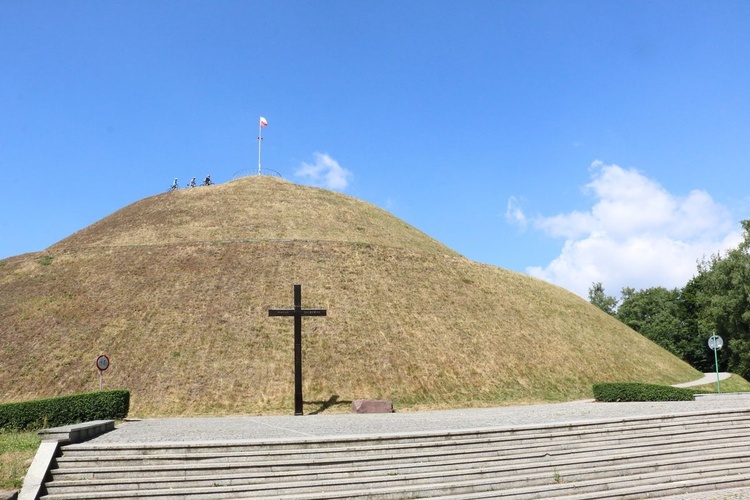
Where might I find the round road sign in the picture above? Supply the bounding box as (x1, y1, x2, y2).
(96, 355, 110, 371)
(708, 335, 724, 351)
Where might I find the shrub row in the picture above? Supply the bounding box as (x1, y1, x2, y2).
(0, 390, 130, 431)
(593, 382, 699, 402)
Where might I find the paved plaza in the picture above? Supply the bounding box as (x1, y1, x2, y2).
(91, 394, 748, 445)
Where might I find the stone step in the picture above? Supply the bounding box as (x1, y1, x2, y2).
(58, 410, 750, 459)
(431, 469, 750, 500)
(59, 420, 750, 467)
(54, 434, 747, 477)
(40, 462, 750, 499)
(49, 429, 750, 482)
(40, 409, 750, 499)
(53, 412, 750, 473)
(57, 413, 750, 463)
(43, 449, 750, 495)
(46, 445, 750, 499)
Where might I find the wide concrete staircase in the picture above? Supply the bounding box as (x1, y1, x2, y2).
(40, 408, 750, 499)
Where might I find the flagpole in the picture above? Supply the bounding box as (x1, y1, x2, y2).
(257, 118, 263, 176)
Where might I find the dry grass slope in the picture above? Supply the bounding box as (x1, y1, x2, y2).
(0, 177, 699, 416)
(50, 176, 456, 256)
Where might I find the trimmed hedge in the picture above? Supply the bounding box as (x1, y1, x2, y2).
(0, 390, 130, 431)
(593, 382, 700, 402)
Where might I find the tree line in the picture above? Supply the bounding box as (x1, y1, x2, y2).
(589, 220, 750, 378)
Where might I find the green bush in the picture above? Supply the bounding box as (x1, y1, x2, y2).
(0, 390, 129, 431)
(593, 382, 700, 402)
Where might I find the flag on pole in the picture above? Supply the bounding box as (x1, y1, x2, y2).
(258, 116, 267, 175)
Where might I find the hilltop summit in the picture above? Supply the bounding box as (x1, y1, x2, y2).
(0, 176, 698, 415)
(51, 176, 455, 255)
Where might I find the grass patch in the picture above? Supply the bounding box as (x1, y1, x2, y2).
(36, 255, 53, 266)
(0, 430, 40, 490)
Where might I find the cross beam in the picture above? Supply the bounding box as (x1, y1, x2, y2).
(268, 284, 327, 415)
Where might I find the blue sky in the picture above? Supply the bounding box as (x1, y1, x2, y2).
(2, 1, 749, 298)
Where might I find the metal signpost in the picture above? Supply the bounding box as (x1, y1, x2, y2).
(96, 355, 110, 391)
(268, 284, 327, 416)
(708, 334, 723, 393)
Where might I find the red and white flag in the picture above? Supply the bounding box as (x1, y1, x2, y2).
(259, 116, 268, 127)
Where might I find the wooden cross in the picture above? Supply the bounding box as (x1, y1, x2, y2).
(268, 284, 327, 415)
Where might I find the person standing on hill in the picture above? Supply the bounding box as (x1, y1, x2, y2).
(171, 177, 179, 191)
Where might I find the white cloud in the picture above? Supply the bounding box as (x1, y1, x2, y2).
(518, 161, 742, 298)
(294, 152, 353, 191)
(505, 196, 527, 228)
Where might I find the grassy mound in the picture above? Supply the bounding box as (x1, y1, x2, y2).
(0, 177, 699, 416)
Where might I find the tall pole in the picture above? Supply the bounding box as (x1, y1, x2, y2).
(257, 117, 263, 175)
(709, 333, 723, 394)
(258, 116, 268, 175)
(714, 342, 721, 393)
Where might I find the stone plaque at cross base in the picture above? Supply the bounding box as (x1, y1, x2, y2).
(352, 399, 394, 414)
